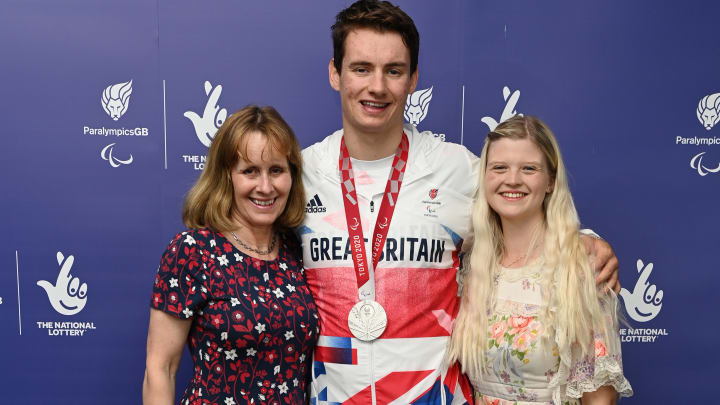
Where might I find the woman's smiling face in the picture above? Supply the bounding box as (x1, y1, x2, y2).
(484, 137, 553, 226)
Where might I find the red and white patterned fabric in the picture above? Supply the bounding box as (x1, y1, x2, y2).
(300, 125, 480, 404)
(151, 229, 319, 405)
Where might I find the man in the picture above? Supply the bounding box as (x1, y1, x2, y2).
(299, 1, 619, 403)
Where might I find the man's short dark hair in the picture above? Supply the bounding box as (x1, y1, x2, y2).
(331, 0, 420, 75)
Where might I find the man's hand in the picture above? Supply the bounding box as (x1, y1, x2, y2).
(581, 235, 620, 294)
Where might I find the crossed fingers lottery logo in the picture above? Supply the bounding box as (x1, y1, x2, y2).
(184, 81, 228, 147)
(619, 259, 668, 343)
(37, 252, 88, 316)
(620, 259, 663, 322)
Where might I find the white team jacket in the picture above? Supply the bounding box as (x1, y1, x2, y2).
(300, 125, 480, 404)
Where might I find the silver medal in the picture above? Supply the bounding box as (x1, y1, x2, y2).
(348, 299, 387, 341)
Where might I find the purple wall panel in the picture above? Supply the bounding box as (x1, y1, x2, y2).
(1, 0, 717, 403)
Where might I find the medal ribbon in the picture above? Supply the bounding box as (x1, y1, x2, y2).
(339, 133, 409, 299)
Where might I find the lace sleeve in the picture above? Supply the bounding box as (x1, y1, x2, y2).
(550, 302, 633, 402)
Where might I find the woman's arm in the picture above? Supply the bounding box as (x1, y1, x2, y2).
(142, 308, 192, 405)
(581, 385, 617, 405)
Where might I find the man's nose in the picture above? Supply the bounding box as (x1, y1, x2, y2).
(367, 71, 386, 95)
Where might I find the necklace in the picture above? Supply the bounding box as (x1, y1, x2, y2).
(502, 241, 543, 268)
(230, 231, 277, 255)
(502, 254, 527, 268)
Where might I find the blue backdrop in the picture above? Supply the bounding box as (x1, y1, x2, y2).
(2, 1, 718, 403)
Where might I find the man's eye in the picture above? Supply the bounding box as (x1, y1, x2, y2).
(388, 69, 401, 75)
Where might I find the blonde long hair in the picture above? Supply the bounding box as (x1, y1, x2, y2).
(447, 115, 617, 382)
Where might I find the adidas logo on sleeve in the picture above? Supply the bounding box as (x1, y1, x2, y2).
(305, 194, 327, 214)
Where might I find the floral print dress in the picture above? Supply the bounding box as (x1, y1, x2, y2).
(472, 260, 632, 405)
(151, 229, 319, 405)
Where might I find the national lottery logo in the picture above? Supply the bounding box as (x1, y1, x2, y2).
(481, 85, 522, 131)
(620, 259, 663, 323)
(184, 81, 228, 147)
(37, 252, 88, 316)
(697, 92, 720, 131)
(404, 86, 433, 125)
(619, 258, 668, 343)
(101, 80, 133, 121)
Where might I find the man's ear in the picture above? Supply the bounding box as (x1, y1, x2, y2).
(329, 59, 341, 91)
(408, 68, 418, 94)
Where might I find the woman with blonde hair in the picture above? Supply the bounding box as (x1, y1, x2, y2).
(143, 105, 319, 405)
(448, 116, 632, 404)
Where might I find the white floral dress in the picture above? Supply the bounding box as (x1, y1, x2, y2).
(471, 261, 633, 405)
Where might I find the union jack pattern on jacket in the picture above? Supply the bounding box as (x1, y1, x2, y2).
(300, 125, 480, 404)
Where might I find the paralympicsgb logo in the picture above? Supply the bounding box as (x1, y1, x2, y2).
(101, 80, 133, 121)
(697, 92, 720, 131)
(403, 86, 444, 141)
(404, 86, 433, 125)
(101, 143, 133, 168)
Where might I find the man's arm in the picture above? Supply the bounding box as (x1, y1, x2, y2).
(581, 234, 620, 294)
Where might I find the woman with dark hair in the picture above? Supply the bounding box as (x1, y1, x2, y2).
(143, 105, 318, 405)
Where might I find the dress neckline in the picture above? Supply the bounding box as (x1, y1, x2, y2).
(216, 230, 283, 262)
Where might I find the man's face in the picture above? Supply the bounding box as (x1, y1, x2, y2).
(329, 28, 418, 138)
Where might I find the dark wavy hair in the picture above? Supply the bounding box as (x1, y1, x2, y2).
(331, 0, 419, 74)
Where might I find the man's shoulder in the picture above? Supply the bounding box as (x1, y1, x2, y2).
(409, 126, 479, 167)
(301, 129, 343, 184)
(302, 130, 342, 165)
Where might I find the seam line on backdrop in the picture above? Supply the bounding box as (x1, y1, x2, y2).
(461, 85, 465, 145)
(163, 80, 168, 169)
(15, 250, 21, 335)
